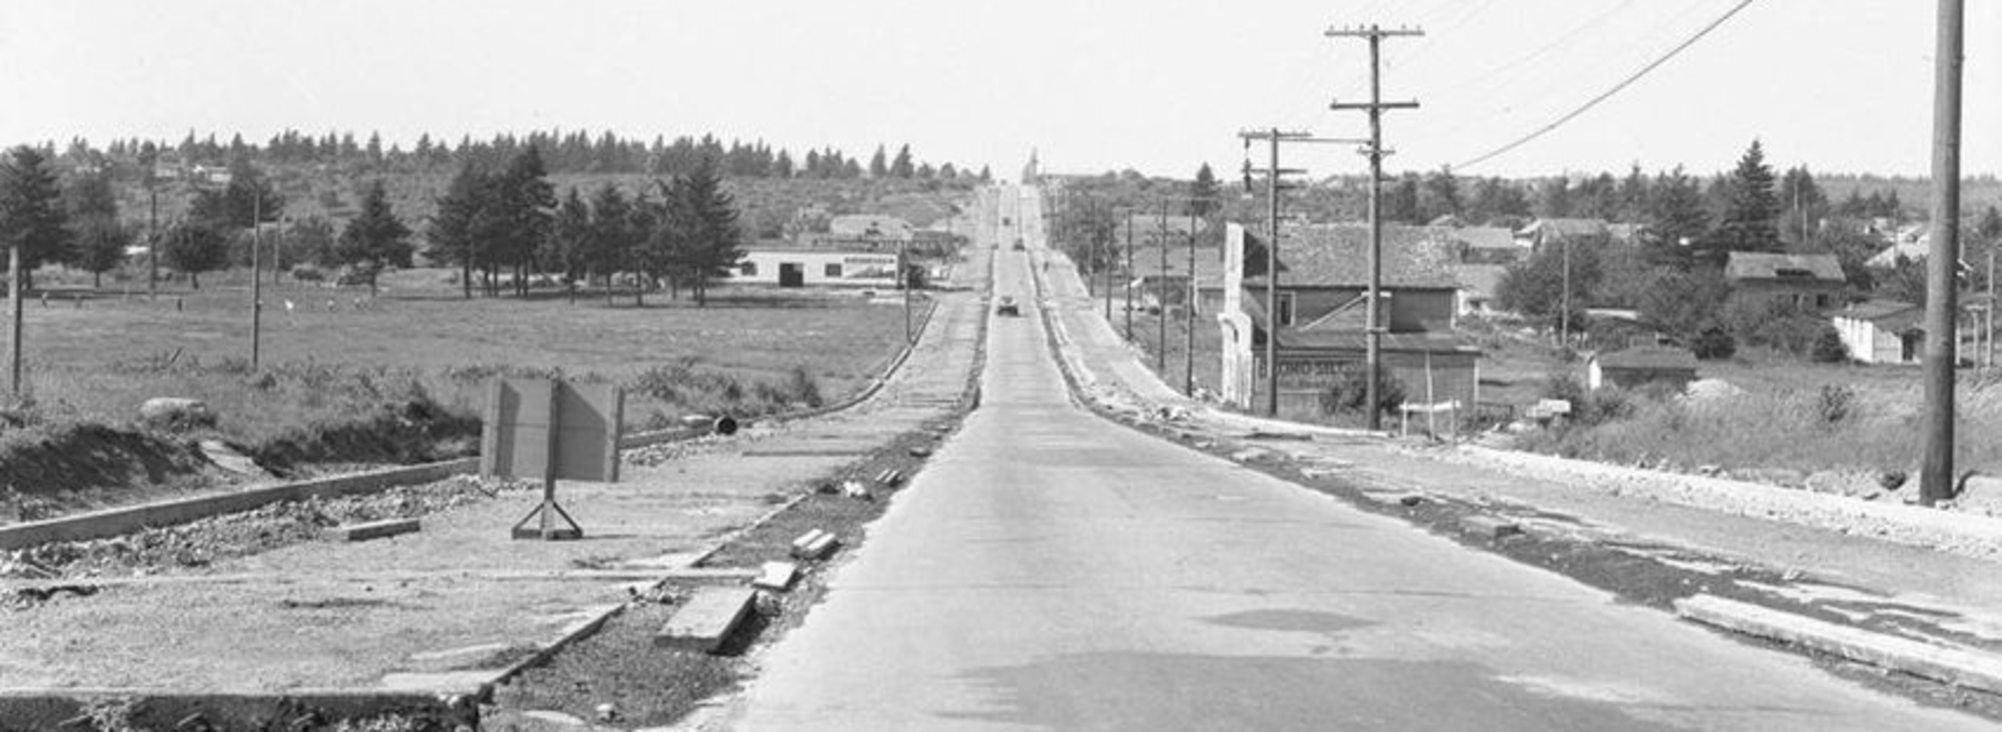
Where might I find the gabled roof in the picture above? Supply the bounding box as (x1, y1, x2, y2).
(1594, 346, 1698, 371)
(1126, 245, 1227, 286)
(1518, 218, 1609, 239)
(1837, 299, 1919, 321)
(1121, 213, 1208, 239)
(827, 214, 913, 239)
(1440, 226, 1519, 251)
(1242, 224, 1460, 289)
(1724, 251, 1845, 282)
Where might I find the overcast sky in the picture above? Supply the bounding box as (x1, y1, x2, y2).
(4, 0, 1998, 181)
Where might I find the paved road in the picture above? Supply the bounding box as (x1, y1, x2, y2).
(719, 186, 1985, 731)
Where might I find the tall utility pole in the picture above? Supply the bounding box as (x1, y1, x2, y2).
(1920, 0, 1964, 506)
(1237, 130, 1314, 416)
(1330, 23, 1423, 431)
(1125, 210, 1136, 339)
(1104, 203, 1115, 322)
(250, 194, 263, 371)
(1158, 201, 1170, 373)
(1186, 202, 1201, 396)
(147, 181, 159, 301)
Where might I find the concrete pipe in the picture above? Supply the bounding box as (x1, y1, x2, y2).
(680, 414, 740, 436)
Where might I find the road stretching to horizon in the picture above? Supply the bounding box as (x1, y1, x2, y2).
(718, 186, 1984, 730)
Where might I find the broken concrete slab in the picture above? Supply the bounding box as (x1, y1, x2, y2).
(752, 561, 798, 592)
(1459, 515, 1523, 540)
(1676, 594, 2002, 695)
(326, 518, 421, 542)
(655, 587, 756, 653)
(789, 529, 839, 561)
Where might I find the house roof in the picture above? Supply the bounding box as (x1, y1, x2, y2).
(1518, 218, 1609, 239)
(1837, 299, 1919, 321)
(1243, 224, 1460, 289)
(1441, 226, 1519, 251)
(1724, 251, 1845, 282)
(1594, 346, 1698, 371)
(1455, 264, 1509, 298)
(1126, 245, 1227, 285)
(1280, 329, 1480, 354)
(1121, 213, 1208, 239)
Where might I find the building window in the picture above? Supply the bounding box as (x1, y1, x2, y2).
(1277, 292, 1295, 326)
(825, 263, 843, 278)
(1816, 293, 1831, 308)
(740, 262, 758, 277)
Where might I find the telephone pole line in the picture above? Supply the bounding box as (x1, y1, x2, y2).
(1238, 129, 1358, 416)
(1920, 0, 1964, 505)
(1329, 23, 1422, 431)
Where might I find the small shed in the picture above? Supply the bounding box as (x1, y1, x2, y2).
(1832, 299, 1922, 365)
(1587, 347, 1698, 392)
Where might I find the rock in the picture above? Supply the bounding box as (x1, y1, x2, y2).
(1728, 467, 1806, 489)
(595, 703, 620, 723)
(1954, 475, 2002, 515)
(139, 397, 216, 431)
(1695, 464, 1723, 477)
(840, 480, 873, 501)
(1804, 470, 1880, 498)
(198, 440, 272, 477)
(908, 446, 934, 458)
(1879, 469, 1909, 490)
(1230, 448, 1270, 463)
(522, 710, 586, 726)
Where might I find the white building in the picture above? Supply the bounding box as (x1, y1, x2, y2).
(725, 248, 901, 288)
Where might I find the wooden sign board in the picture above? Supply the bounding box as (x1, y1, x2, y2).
(481, 378, 624, 483)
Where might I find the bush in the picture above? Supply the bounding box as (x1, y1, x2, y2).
(1816, 384, 1855, 425)
(1691, 325, 1736, 360)
(1811, 326, 1850, 363)
(1318, 364, 1407, 416)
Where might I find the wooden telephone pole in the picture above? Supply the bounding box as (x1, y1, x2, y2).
(1330, 23, 1422, 432)
(1920, 0, 1964, 505)
(1237, 131, 1357, 416)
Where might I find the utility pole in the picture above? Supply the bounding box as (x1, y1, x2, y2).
(251, 193, 263, 371)
(1125, 209, 1135, 339)
(7, 243, 19, 396)
(1104, 203, 1114, 322)
(147, 181, 159, 301)
(1920, 0, 1964, 506)
(1330, 23, 1423, 431)
(1186, 202, 1200, 395)
(1236, 129, 1327, 416)
(1158, 200, 1170, 373)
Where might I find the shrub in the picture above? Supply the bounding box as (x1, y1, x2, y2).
(1691, 324, 1736, 360)
(1811, 326, 1850, 363)
(1319, 364, 1407, 416)
(1816, 384, 1855, 425)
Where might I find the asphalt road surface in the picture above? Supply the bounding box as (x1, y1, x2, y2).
(719, 186, 1986, 731)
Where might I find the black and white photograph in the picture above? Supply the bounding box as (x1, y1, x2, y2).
(4, 1, 2002, 729)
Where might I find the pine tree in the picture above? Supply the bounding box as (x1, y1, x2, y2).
(427, 161, 491, 299)
(1712, 140, 1780, 254)
(586, 182, 636, 301)
(334, 179, 412, 295)
(868, 145, 889, 179)
(494, 147, 555, 296)
(1419, 167, 1461, 222)
(549, 187, 593, 291)
(1191, 163, 1220, 217)
(664, 158, 742, 307)
(0, 146, 71, 272)
(890, 144, 914, 179)
(1646, 166, 1710, 268)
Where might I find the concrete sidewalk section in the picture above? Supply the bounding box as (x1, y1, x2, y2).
(0, 281, 987, 702)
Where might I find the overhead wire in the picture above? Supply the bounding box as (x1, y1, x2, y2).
(1452, 0, 1760, 171)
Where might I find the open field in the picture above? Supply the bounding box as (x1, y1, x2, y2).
(0, 267, 917, 522)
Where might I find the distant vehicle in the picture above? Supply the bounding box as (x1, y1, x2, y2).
(1011, 238, 1025, 251)
(995, 295, 1021, 317)
(1002, 217, 1012, 226)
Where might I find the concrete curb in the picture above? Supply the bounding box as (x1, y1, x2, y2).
(1676, 594, 2002, 695)
(1459, 445, 2002, 561)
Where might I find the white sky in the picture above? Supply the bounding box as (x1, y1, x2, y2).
(3, 0, 1998, 180)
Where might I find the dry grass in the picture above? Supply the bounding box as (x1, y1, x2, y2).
(13, 269, 907, 440)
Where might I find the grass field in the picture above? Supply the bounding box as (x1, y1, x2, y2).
(17, 268, 911, 436)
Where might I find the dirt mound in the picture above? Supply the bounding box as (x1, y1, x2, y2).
(0, 424, 212, 521)
(245, 396, 480, 474)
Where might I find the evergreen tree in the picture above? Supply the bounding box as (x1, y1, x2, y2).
(493, 147, 555, 296)
(1778, 165, 1826, 246)
(334, 179, 412, 295)
(190, 158, 283, 231)
(586, 182, 637, 300)
(1419, 167, 1461, 222)
(70, 215, 129, 288)
(663, 158, 742, 307)
(890, 144, 915, 179)
(868, 145, 889, 179)
(549, 187, 593, 289)
(427, 161, 492, 298)
(0, 146, 71, 272)
(288, 215, 337, 268)
(1645, 166, 1710, 267)
(1535, 177, 1573, 218)
(1190, 163, 1220, 218)
(979, 165, 992, 183)
(1712, 139, 1780, 253)
(774, 150, 795, 179)
(1388, 175, 1421, 224)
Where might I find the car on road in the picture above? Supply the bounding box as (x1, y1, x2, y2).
(995, 295, 1021, 317)
(1011, 238, 1025, 251)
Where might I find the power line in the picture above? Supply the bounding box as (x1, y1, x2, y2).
(1453, 0, 1759, 171)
